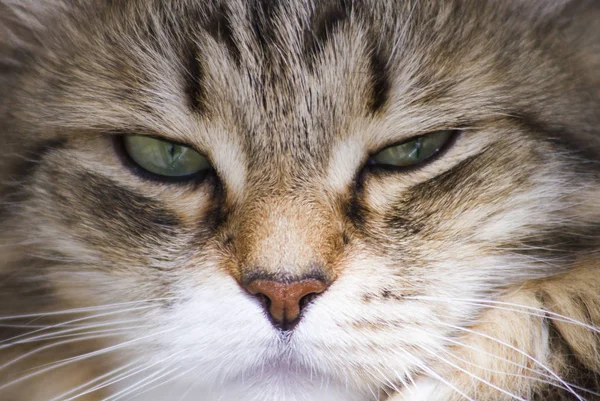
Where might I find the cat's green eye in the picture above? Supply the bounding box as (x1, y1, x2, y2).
(123, 135, 210, 178)
(371, 130, 454, 167)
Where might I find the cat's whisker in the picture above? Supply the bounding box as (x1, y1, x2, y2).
(56, 356, 180, 401)
(505, 251, 574, 268)
(445, 325, 598, 399)
(1, 332, 132, 373)
(175, 373, 202, 401)
(0, 323, 50, 329)
(398, 324, 580, 399)
(22, 327, 156, 372)
(417, 343, 529, 401)
(101, 358, 184, 401)
(436, 321, 586, 401)
(125, 360, 206, 401)
(2, 318, 149, 347)
(0, 333, 134, 391)
(402, 323, 552, 381)
(398, 351, 476, 401)
(388, 322, 590, 400)
(441, 345, 600, 398)
(405, 295, 600, 334)
(19, 327, 152, 350)
(0, 327, 176, 390)
(0, 297, 178, 321)
(370, 364, 409, 397)
(48, 359, 142, 401)
(0, 298, 177, 347)
(435, 329, 600, 398)
(0, 239, 46, 248)
(375, 346, 436, 399)
(37, 327, 176, 371)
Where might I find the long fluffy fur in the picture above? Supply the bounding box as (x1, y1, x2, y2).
(1, 1, 599, 400)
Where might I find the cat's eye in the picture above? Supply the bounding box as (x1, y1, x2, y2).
(122, 135, 210, 178)
(370, 130, 454, 168)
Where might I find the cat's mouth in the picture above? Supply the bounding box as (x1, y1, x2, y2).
(255, 346, 414, 396)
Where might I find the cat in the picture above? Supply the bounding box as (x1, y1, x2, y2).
(1, 0, 599, 400)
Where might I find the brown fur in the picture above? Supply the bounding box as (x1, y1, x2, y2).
(1, 1, 599, 400)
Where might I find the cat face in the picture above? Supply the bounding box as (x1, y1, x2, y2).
(1, 1, 599, 400)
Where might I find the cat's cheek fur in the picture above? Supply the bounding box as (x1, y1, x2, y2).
(1, 0, 599, 400)
(113, 270, 379, 400)
(392, 379, 444, 401)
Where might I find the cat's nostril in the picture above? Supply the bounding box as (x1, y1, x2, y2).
(255, 293, 271, 310)
(298, 292, 318, 312)
(244, 278, 329, 330)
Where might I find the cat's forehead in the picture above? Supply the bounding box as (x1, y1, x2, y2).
(127, 6, 463, 140)
(27, 0, 563, 183)
(182, 0, 394, 167)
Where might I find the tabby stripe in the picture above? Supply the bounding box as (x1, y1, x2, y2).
(500, 224, 600, 270)
(367, 43, 391, 115)
(531, 318, 600, 400)
(0, 139, 66, 215)
(303, 0, 351, 65)
(205, 4, 241, 66)
(515, 114, 600, 169)
(184, 46, 204, 114)
(72, 171, 179, 236)
(250, 0, 280, 53)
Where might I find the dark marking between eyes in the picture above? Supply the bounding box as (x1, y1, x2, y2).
(367, 44, 391, 114)
(250, 0, 280, 53)
(303, 0, 351, 64)
(205, 4, 241, 65)
(184, 46, 204, 114)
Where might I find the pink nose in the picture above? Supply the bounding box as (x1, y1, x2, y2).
(244, 279, 329, 330)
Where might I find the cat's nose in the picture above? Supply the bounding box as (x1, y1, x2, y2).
(244, 278, 329, 330)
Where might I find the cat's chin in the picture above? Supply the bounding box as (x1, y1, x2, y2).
(113, 366, 374, 401)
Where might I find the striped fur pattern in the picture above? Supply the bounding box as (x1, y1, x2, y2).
(0, 0, 599, 400)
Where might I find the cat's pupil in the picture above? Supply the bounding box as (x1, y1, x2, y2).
(410, 138, 422, 160)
